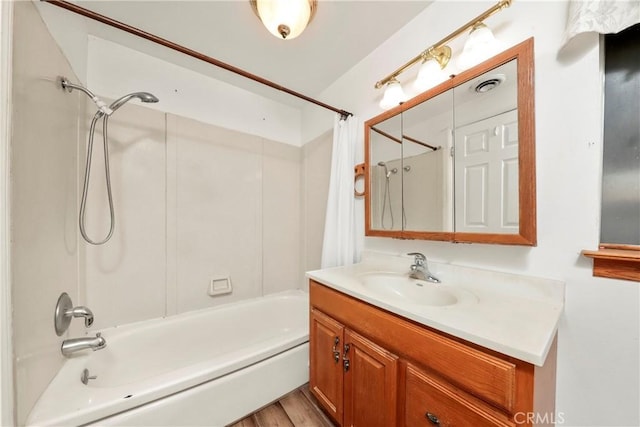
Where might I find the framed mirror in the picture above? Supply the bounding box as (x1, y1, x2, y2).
(365, 37, 536, 245)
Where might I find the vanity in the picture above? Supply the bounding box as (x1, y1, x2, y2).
(307, 36, 562, 426)
(307, 253, 563, 427)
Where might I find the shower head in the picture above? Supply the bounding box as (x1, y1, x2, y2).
(109, 92, 159, 113)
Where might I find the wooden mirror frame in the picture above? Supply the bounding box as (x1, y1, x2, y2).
(364, 38, 536, 245)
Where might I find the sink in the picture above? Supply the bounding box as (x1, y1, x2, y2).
(357, 272, 475, 307)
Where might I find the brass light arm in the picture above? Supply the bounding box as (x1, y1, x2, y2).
(374, 0, 512, 89)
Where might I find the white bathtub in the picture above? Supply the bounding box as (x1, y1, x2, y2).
(26, 290, 310, 426)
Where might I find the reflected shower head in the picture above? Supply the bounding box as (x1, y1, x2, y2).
(109, 92, 159, 113)
(377, 161, 397, 178)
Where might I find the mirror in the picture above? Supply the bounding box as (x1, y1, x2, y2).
(365, 38, 536, 245)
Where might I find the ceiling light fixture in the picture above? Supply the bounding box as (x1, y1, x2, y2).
(375, 0, 511, 109)
(250, 0, 317, 40)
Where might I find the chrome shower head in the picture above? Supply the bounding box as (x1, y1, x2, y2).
(109, 92, 159, 113)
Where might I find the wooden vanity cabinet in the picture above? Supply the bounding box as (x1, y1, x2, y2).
(309, 280, 557, 427)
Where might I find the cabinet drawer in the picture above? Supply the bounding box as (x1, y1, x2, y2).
(404, 364, 515, 427)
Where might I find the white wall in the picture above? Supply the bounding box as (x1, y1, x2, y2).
(10, 2, 84, 424)
(82, 105, 303, 331)
(301, 130, 333, 282)
(33, 0, 88, 84)
(87, 36, 303, 147)
(35, 1, 305, 148)
(0, 1, 14, 425)
(302, 2, 640, 426)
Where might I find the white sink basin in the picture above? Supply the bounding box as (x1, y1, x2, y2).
(357, 272, 476, 307)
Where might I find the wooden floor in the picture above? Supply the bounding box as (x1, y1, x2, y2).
(228, 385, 336, 427)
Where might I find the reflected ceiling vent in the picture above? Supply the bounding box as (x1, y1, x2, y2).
(473, 74, 506, 93)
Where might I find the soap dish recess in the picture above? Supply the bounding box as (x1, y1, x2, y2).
(208, 276, 232, 296)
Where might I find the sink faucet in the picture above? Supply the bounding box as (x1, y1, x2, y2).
(61, 333, 106, 357)
(408, 252, 440, 283)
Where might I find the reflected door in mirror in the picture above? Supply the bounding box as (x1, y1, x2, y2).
(453, 59, 519, 234)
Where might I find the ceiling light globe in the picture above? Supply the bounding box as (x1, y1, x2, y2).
(256, 0, 313, 40)
(379, 80, 408, 110)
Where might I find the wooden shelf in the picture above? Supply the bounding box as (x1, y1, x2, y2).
(582, 245, 640, 282)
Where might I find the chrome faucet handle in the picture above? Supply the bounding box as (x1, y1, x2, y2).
(65, 306, 94, 328)
(54, 292, 95, 336)
(407, 252, 426, 265)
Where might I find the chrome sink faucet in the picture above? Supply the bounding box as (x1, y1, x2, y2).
(61, 333, 106, 357)
(408, 252, 440, 283)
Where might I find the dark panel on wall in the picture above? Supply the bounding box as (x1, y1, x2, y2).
(601, 24, 640, 245)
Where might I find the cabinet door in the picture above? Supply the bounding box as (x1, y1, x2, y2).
(310, 309, 345, 425)
(343, 329, 398, 427)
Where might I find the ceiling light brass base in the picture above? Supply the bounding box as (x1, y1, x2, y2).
(250, 0, 318, 37)
(427, 45, 452, 69)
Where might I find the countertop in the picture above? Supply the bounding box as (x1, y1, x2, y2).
(306, 252, 564, 366)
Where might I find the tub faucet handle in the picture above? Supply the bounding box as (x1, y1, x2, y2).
(55, 292, 96, 335)
(66, 306, 94, 327)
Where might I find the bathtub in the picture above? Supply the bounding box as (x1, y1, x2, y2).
(26, 290, 310, 426)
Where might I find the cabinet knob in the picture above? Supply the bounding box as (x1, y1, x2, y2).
(425, 412, 440, 425)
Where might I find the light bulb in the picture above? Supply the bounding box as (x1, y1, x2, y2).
(379, 80, 407, 110)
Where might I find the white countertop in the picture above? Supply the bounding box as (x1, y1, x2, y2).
(306, 252, 564, 367)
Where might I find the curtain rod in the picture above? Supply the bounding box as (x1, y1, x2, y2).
(42, 0, 353, 119)
(370, 126, 438, 151)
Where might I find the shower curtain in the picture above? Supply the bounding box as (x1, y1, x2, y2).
(321, 114, 361, 269)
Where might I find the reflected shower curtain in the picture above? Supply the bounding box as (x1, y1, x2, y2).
(321, 114, 361, 268)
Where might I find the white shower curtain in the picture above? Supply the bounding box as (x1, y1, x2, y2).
(321, 114, 361, 269)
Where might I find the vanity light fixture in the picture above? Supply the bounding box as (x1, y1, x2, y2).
(379, 79, 408, 110)
(414, 46, 451, 91)
(250, 0, 317, 40)
(375, 0, 511, 109)
(458, 22, 500, 69)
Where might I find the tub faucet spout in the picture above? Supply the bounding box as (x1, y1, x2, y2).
(61, 333, 106, 357)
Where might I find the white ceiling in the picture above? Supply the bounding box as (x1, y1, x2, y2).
(65, 1, 431, 107)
